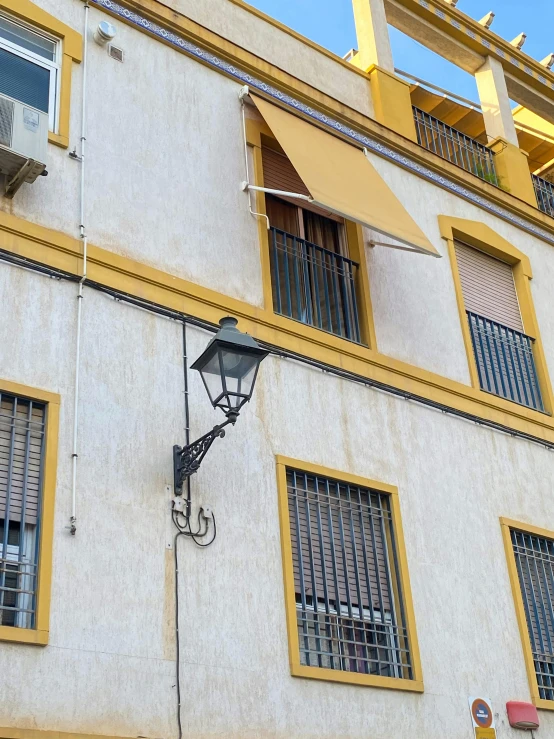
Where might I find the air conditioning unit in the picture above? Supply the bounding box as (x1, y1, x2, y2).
(0, 93, 48, 198)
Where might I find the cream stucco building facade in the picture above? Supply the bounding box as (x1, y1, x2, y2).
(1, 1, 554, 738)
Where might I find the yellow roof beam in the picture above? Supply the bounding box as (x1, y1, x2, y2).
(383, 0, 554, 124)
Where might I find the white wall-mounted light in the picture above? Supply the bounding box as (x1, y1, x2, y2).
(93, 20, 116, 46)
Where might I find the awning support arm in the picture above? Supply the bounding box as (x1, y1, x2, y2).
(369, 239, 434, 256)
(241, 182, 314, 203)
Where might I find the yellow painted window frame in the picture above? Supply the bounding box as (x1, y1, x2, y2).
(0, 0, 82, 149)
(275, 455, 423, 692)
(245, 117, 378, 350)
(500, 516, 554, 711)
(0, 378, 59, 646)
(440, 215, 554, 416)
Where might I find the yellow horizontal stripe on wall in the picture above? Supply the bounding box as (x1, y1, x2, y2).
(1, 210, 554, 445)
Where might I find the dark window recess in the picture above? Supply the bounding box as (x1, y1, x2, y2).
(287, 468, 414, 679)
(511, 529, 554, 702)
(0, 393, 45, 629)
(455, 241, 544, 412)
(266, 195, 361, 343)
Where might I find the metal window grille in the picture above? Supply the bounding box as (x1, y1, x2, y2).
(270, 227, 361, 343)
(511, 529, 554, 701)
(413, 107, 498, 185)
(0, 393, 45, 629)
(532, 174, 554, 218)
(287, 468, 413, 679)
(467, 311, 544, 412)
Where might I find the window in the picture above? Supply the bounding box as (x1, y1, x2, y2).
(277, 458, 422, 690)
(0, 12, 60, 131)
(502, 519, 554, 708)
(0, 393, 45, 630)
(262, 144, 362, 343)
(454, 240, 544, 411)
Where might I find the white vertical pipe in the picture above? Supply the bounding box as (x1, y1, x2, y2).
(239, 92, 269, 230)
(70, 1, 89, 535)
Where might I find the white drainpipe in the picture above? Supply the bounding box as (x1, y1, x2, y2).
(69, 1, 89, 535)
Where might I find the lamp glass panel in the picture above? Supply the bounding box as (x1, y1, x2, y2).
(219, 350, 260, 403)
(198, 351, 225, 406)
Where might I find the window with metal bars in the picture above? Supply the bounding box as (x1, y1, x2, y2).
(262, 144, 362, 344)
(454, 240, 544, 412)
(286, 468, 414, 680)
(0, 393, 45, 630)
(510, 528, 554, 702)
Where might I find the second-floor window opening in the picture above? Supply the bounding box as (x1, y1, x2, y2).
(0, 12, 59, 130)
(262, 144, 361, 343)
(0, 393, 45, 630)
(455, 240, 544, 412)
(510, 527, 554, 703)
(286, 467, 414, 680)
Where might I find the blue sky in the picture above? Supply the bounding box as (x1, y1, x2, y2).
(244, 0, 554, 103)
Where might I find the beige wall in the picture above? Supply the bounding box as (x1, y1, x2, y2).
(365, 148, 554, 384)
(171, 0, 374, 118)
(1, 2, 554, 737)
(5, 0, 554, 389)
(0, 263, 553, 738)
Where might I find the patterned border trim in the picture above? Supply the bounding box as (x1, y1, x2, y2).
(93, 0, 554, 248)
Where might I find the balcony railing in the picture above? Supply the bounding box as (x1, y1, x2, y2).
(269, 227, 361, 343)
(532, 174, 554, 218)
(413, 107, 498, 185)
(467, 311, 544, 412)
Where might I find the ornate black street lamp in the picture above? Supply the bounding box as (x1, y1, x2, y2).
(173, 317, 268, 494)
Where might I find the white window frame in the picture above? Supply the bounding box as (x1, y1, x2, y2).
(0, 11, 61, 132)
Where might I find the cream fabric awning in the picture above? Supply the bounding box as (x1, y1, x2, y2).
(251, 95, 439, 257)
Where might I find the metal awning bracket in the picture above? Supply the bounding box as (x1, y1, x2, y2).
(4, 159, 35, 199)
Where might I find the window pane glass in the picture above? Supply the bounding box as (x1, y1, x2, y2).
(0, 16, 56, 61)
(0, 47, 50, 113)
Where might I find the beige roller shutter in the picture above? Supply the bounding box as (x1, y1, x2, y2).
(0, 395, 45, 526)
(454, 240, 523, 332)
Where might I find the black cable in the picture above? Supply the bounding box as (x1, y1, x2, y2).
(182, 321, 193, 519)
(190, 511, 217, 547)
(5, 249, 554, 454)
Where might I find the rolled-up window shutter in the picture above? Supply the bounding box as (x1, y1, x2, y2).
(287, 470, 392, 613)
(286, 467, 414, 678)
(0, 47, 50, 113)
(454, 240, 523, 332)
(0, 395, 45, 526)
(261, 146, 342, 222)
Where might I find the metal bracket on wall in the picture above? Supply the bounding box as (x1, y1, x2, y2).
(4, 159, 38, 198)
(173, 418, 234, 494)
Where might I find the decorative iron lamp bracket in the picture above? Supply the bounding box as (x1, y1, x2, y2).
(173, 416, 235, 494)
(172, 315, 268, 496)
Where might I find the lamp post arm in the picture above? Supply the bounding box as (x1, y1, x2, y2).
(173, 417, 235, 493)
